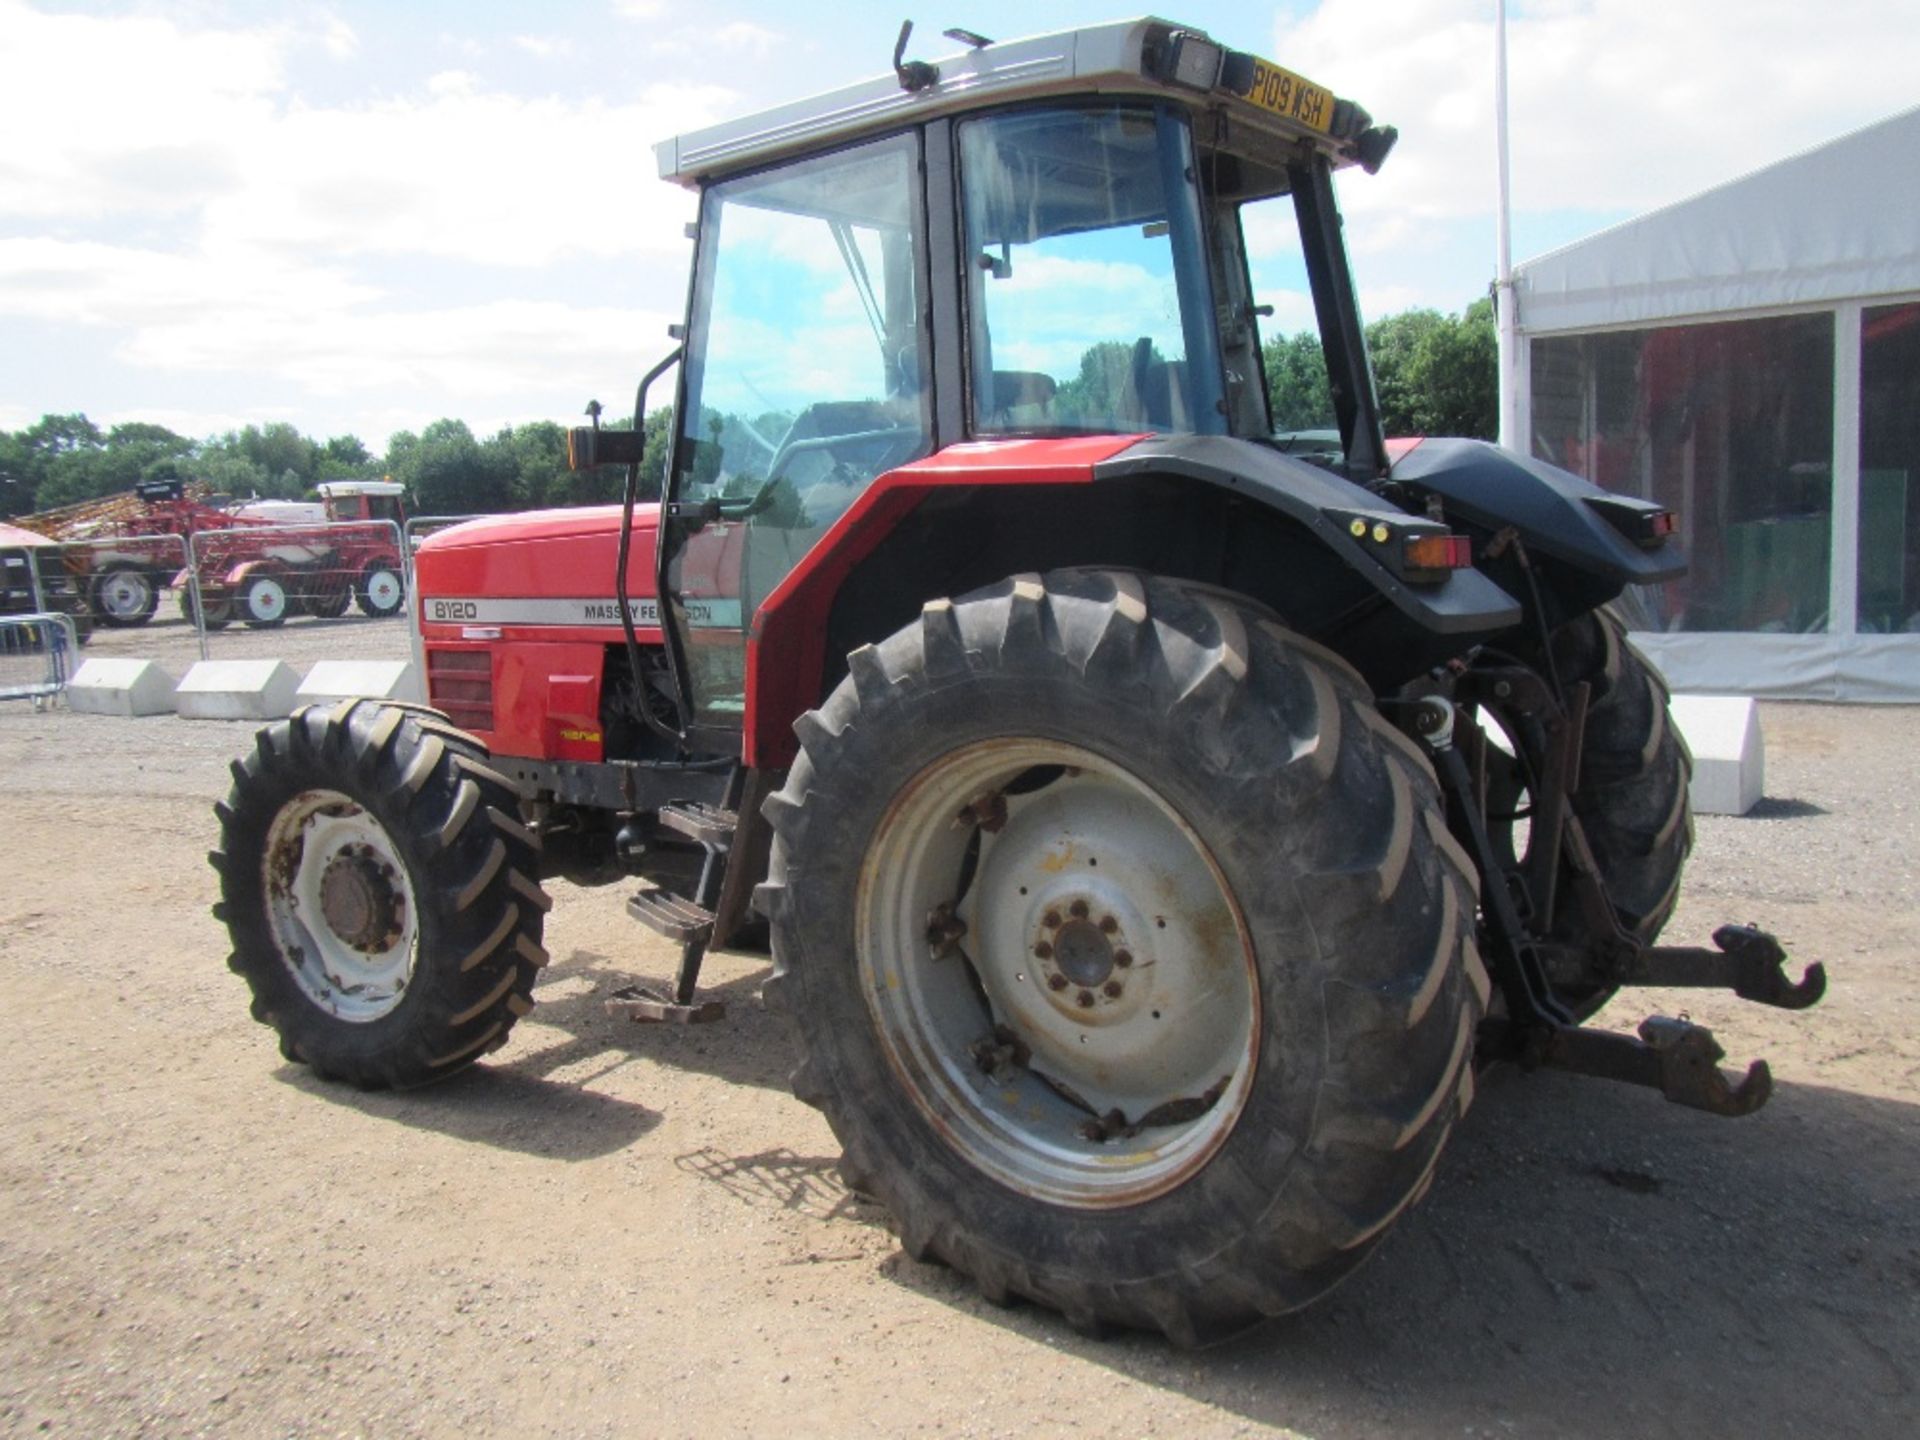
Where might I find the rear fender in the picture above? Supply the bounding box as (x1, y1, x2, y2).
(1388, 438, 1686, 589)
(744, 435, 1521, 769)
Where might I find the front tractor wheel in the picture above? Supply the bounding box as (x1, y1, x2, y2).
(761, 571, 1487, 1345)
(213, 700, 552, 1087)
(242, 573, 290, 628)
(357, 563, 406, 618)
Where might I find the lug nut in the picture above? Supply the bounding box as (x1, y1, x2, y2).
(1076, 990, 1094, 1008)
(1102, 980, 1123, 998)
(1098, 915, 1118, 934)
(1034, 941, 1053, 959)
(1114, 950, 1133, 968)
(1043, 910, 1061, 929)
(1047, 974, 1068, 991)
(1069, 900, 1090, 919)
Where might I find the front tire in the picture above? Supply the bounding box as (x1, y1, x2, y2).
(760, 571, 1486, 1345)
(212, 700, 552, 1087)
(242, 573, 289, 628)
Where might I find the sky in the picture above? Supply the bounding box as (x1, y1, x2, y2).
(1, 0, 1914, 453)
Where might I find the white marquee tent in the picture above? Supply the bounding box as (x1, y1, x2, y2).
(1510, 106, 1920, 701)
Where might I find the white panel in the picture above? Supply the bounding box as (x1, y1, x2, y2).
(64, 658, 178, 717)
(174, 660, 302, 721)
(1515, 107, 1920, 335)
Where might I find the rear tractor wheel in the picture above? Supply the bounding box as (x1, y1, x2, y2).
(179, 586, 233, 630)
(357, 563, 405, 618)
(90, 564, 159, 627)
(761, 571, 1487, 1345)
(1473, 608, 1693, 1014)
(212, 700, 552, 1087)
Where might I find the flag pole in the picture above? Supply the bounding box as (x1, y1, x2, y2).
(1494, 0, 1519, 450)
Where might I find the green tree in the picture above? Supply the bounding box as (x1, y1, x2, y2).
(1258, 301, 1498, 443)
(320, 434, 374, 476)
(1261, 330, 1335, 432)
(396, 419, 518, 515)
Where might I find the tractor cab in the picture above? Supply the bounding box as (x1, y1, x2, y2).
(317, 480, 407, 528)
(631, 20, 1399, 739)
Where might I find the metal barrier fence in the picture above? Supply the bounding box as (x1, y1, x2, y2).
(0, 612, 81, 709)
(54, 532, 190, 633)
(399, 513, 489, 687)
(183, 519, 407, 660)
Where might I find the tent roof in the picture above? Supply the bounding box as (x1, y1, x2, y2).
(1514, 106, 1920, 335)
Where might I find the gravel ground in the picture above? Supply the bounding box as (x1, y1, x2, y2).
(0, 695, 1914, 1438)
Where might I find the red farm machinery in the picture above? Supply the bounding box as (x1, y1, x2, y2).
(209, 20, 1824, 1345)
(21, 478, 407, 628)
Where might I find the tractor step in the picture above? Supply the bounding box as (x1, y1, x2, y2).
(605, 983, 725, 1025)
(658, 801, 738, 849)
(626, 886, 716, 945)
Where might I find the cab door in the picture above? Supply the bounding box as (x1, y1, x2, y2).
(661, 131, 932, 731)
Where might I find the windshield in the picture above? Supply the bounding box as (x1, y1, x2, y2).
(959, 105, 1226, 437)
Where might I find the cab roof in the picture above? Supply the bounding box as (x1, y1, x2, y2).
(655, 17, 1387, 187)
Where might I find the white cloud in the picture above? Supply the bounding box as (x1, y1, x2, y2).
(513, 34, 573, 59)
(1274, 0, 1920, 225)
(0, 0, 283, 219)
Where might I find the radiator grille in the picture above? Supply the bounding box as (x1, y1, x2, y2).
(425, 648, 495, 732)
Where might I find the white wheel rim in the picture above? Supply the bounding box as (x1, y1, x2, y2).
(263, 788, 419, 1022)
(99, 570, 152, 618)
(857, 739, 1259, 1208)
(364, 570, 402, 612)
(248, 576, 288, 622)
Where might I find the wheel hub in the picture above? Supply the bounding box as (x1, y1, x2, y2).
(858, 738, 1258, 1208)
(1033, 900, 1139, 1013)
(318, 846, 405, 951)
(262, 789, 420, 1022)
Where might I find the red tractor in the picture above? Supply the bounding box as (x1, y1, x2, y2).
(180, 480, 409, 629)
(211, 21, 1823, 1345)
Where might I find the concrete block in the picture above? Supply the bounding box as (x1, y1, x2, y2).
(296, 660, 424, 705)
(174, 659, 302, 721)
(64, 657, 178, 717)
(1669, 694, 1764, 816)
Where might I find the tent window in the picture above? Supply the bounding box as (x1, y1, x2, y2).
(1530, 314, 1834, 633)
(1859, 302, 1920, 634)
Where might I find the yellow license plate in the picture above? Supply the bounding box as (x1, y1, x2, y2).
(1243, 58, 1334, 134)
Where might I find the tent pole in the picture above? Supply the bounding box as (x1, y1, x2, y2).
(1494, 0, 1520, 451)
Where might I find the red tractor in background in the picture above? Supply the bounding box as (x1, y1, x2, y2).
(211, 20, 1824, 1346)
(181, 480, 409, 629)
(20, 478, 408, 629)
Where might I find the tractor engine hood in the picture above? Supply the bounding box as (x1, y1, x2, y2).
(413, 503, 662, 631)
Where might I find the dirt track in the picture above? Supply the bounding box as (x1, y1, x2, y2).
(0, 699, 1914, 1438)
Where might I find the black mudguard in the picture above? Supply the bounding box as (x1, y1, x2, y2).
(1098, 435, 1521, 635)
(1388, 438, 1685, 588)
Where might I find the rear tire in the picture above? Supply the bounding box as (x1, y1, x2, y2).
(1551, 608, 1693, 945)
(179, 587, 233, 630)
(90, 564, 158, 627)
(357, 563, 405, 618)
(212, 700, 552, 1087)
(760, 571, 1486, 1345)
(303, 583, 352, 619)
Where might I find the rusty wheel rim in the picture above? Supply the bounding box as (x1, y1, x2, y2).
(856, 739, 1259, 1208)
(263, 788, 418, 1022)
